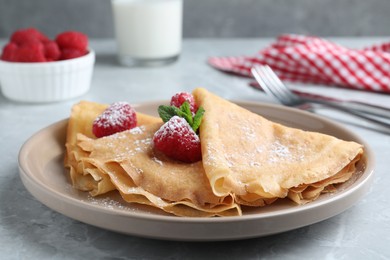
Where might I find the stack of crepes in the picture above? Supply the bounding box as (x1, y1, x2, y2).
(64, 88, 364, 217)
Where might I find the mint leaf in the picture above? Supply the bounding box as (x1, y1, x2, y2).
(192, 106, 205, 132)
(158, 105, 181, 122)
(179, 101, 193, 126)
(157, 102, 205, 133)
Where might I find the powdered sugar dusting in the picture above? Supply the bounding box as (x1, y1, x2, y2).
(94, 102, 136, 128)
(111, 136, 152, 161)
(129, 125, 145, 135)
(240, 125, 256, 139)
(153, 115, 202, 162)
(267, 140, 292, 163)
(152, 156, 164, 166)
(86, 195, 133, 211)
(95, 126, 151, 161)
(92, 101, 138, 137)
(203, 116, 307, 169)
(155, 116, 200, 144)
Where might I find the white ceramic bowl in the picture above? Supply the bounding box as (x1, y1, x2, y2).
(0, 50, 95, 103)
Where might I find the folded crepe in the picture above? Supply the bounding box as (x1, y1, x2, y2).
(65, 89, 363, 217)
(65, 101, 241, 217)
(193, 88, 363, 206)
(64, 101, 161, 196)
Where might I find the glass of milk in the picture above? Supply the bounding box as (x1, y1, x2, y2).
(111, 0, 183, 66)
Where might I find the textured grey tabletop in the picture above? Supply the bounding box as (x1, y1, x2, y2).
(0, 38, 389, 259)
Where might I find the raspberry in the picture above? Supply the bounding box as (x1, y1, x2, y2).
(10, 28, 49, 46)
(13, 42, 46, 62)
(92, 102, 137, 138)
(55, 31, 88, 52)
(60, 48, 87, 60)
(170, 92, 198, 114)
(43, 41, 60, 61)
(1, 42, 18, 61)
(2, 28, 89, 62)
(55, 31, 88, 60)
(153, 116, 202, 163)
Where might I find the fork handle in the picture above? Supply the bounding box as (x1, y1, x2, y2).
(293, 89, 390, 118)
(303, 97, 390, 120)
(250, 81, 390, 119)
(304, 98, 390, 134)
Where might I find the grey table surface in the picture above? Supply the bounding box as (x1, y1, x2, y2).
(0, 38, 389, 259)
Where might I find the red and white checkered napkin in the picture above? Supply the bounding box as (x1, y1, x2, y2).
(208, 34, 390, 93)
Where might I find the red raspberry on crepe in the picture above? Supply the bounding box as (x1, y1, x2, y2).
(153, 93, 205, 163)
(170, 92, 198, 114)
(153, 116, 202, 163)
(93, 102, 137, 138)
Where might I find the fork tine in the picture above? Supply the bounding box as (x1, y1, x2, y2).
(251, 65, 295, 105)
(251, 67, 271, 93)
(251, 66, 282, 102)
(262, 65, 300, 103)
(258, 66, 296, 104)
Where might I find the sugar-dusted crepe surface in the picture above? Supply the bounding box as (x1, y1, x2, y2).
(193, 88, 363, 206)
(64, 101, 161, 196)
(65, 101, 240, 217)
(64, 91, 364, 217)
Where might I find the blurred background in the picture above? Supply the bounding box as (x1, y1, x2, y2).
(0, 0, 389, 39)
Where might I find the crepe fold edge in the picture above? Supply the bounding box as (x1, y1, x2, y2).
(192, 87, 364, 206)
(64, 100, 242, 217)
(64, 91, 365, 216)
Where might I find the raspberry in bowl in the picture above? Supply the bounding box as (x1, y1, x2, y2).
(0, 28, 95, 103)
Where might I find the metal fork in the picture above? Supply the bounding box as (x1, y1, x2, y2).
(251, 65, 390, 134)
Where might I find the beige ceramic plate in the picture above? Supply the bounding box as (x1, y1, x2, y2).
(18, 101, 374, 241)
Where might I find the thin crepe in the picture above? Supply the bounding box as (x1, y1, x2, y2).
(64, 101, 161, 196)
(193, 88, 363, 206)
(65, 101, 241, 217)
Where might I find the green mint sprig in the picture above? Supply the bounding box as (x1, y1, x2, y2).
(158, 101, 205, 132)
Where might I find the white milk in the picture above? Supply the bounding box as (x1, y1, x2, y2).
(112, 0, 183, 66)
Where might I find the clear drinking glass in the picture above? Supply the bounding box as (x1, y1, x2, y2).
(111, 0, 183, 67)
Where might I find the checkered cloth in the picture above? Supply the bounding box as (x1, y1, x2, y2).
(208, 34, 390, 93)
